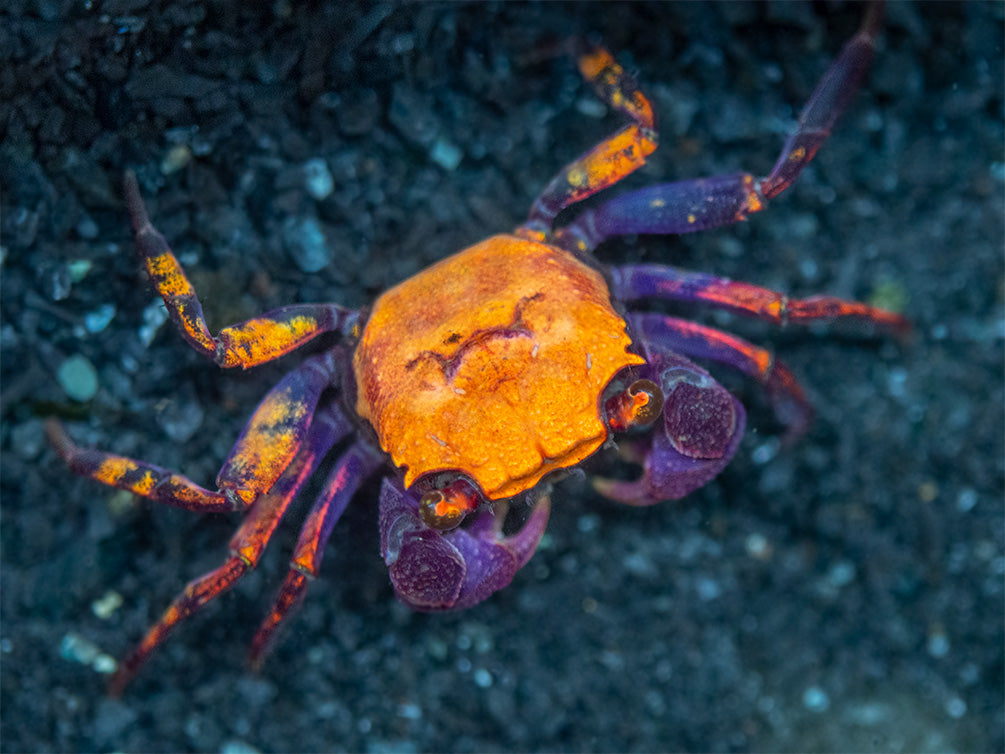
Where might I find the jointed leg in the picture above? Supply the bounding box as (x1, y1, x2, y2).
(760, 0, 883, 199)
(610, 264, 909, 334)
(554, 2, 884, 252)
(629, 312, 812, 441)
(553, 173, 762, 252)
(125, 171, 361, 369)
(524, 46, 657, 232)
(248, 437, 383, 668)
(108, 404, 352, 695)
(48, 351, 341, 512)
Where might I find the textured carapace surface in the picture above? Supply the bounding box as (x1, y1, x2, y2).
(353, 234, 643, 499)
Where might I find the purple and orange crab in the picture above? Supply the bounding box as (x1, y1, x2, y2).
(48, 2, 906, 693)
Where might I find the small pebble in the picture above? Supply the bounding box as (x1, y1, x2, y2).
(956, 488, 977, 512)
(76, 215, 99, 239)
(11, 420, 45, 459)
(397, 702, 422, 720)
(575, 96, 607, 119)
(67, 259, 93, 282)
(93, 654, 117, 675)
(157, 397, 205, 442)
(802, 685, 830, 712)
(745, 532, 772, 561)
(283, 216, 332, 273)
(60, 632, 117, 674)
(473, 668, 493, 688)
(389, 82, 439, 148)
(221, 741, 262, 754)
(751, 437, 780, 465)
(927, 627, 950, 658)
(139, 300, 169, 346)
(945, 696, 967, 719)
(57, 354, 98, 402)
(161, 143, 192, 175)
(695, 575, 721, 601)
(429, 138, 463, 171)
(85, 303, 116, 333)
(91, 590, 124, 620)
(826, 560, 856, 589)
(47, 264, 72, 301)
(303, 157, 334, 200)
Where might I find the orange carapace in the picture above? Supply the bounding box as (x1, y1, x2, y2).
(353, 233, 643, 500)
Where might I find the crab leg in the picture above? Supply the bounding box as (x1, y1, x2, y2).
(125, 171, 362, 369)
(524, 46, 657, 231)
(628, 312, 812, 441)
(48, 351, 341, 512)
(107, 404, 351, 695)
(378, 479, 551, 611)
(610, 264, 909, 334)
(554, 2, 883, 252)
(595, 312, 816, 506)
(248, 438, 383, 668)
(761, 0, 883, 200)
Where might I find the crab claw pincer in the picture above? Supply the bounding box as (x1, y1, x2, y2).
(378, 479, 550, 610)
(597, 350, 747, 506)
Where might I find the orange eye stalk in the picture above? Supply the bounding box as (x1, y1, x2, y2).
(419, 477, 481, 530)
(605, 378, 665, 433)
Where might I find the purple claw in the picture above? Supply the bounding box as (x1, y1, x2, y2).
(597, 350, 746, 506)
(379, 479, 550, 611)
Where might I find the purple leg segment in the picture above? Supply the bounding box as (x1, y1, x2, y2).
(249, 433, 383, 667)
(378, 479, 550, 611)
(555, 173, 761, 252)
(629, 312, 811, 439)
(610, 264, 910, 334)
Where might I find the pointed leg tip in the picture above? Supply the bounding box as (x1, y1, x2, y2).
(106, 667, 133, 698)
(592, 476, 620, 503)
(122, 169, 152, 233)
(246, 647, 268, 675)
(44, 418, 75, 459)
(593, 475, 657, 507)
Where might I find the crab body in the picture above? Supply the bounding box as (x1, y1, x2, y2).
(354, 233, 642, 500)
(49, 2, 907, 693)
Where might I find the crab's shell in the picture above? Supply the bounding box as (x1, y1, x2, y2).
(353, 234, 643, 500)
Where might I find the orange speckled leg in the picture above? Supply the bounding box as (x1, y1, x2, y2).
(216, 352, 340, 507)
(48, 351, 341, 512)
(125, 171, 361, 369)
(107, 404, 351, 695)
(47, 419, 234, 511)
(248, 439, 382, 668)
(525, 46, 658, 231)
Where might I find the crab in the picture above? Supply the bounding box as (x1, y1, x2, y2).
(48, 2, 906, 693)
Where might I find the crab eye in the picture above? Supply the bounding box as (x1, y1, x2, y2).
(419, 477, 481, 530)
(605, 378, 665, 433)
